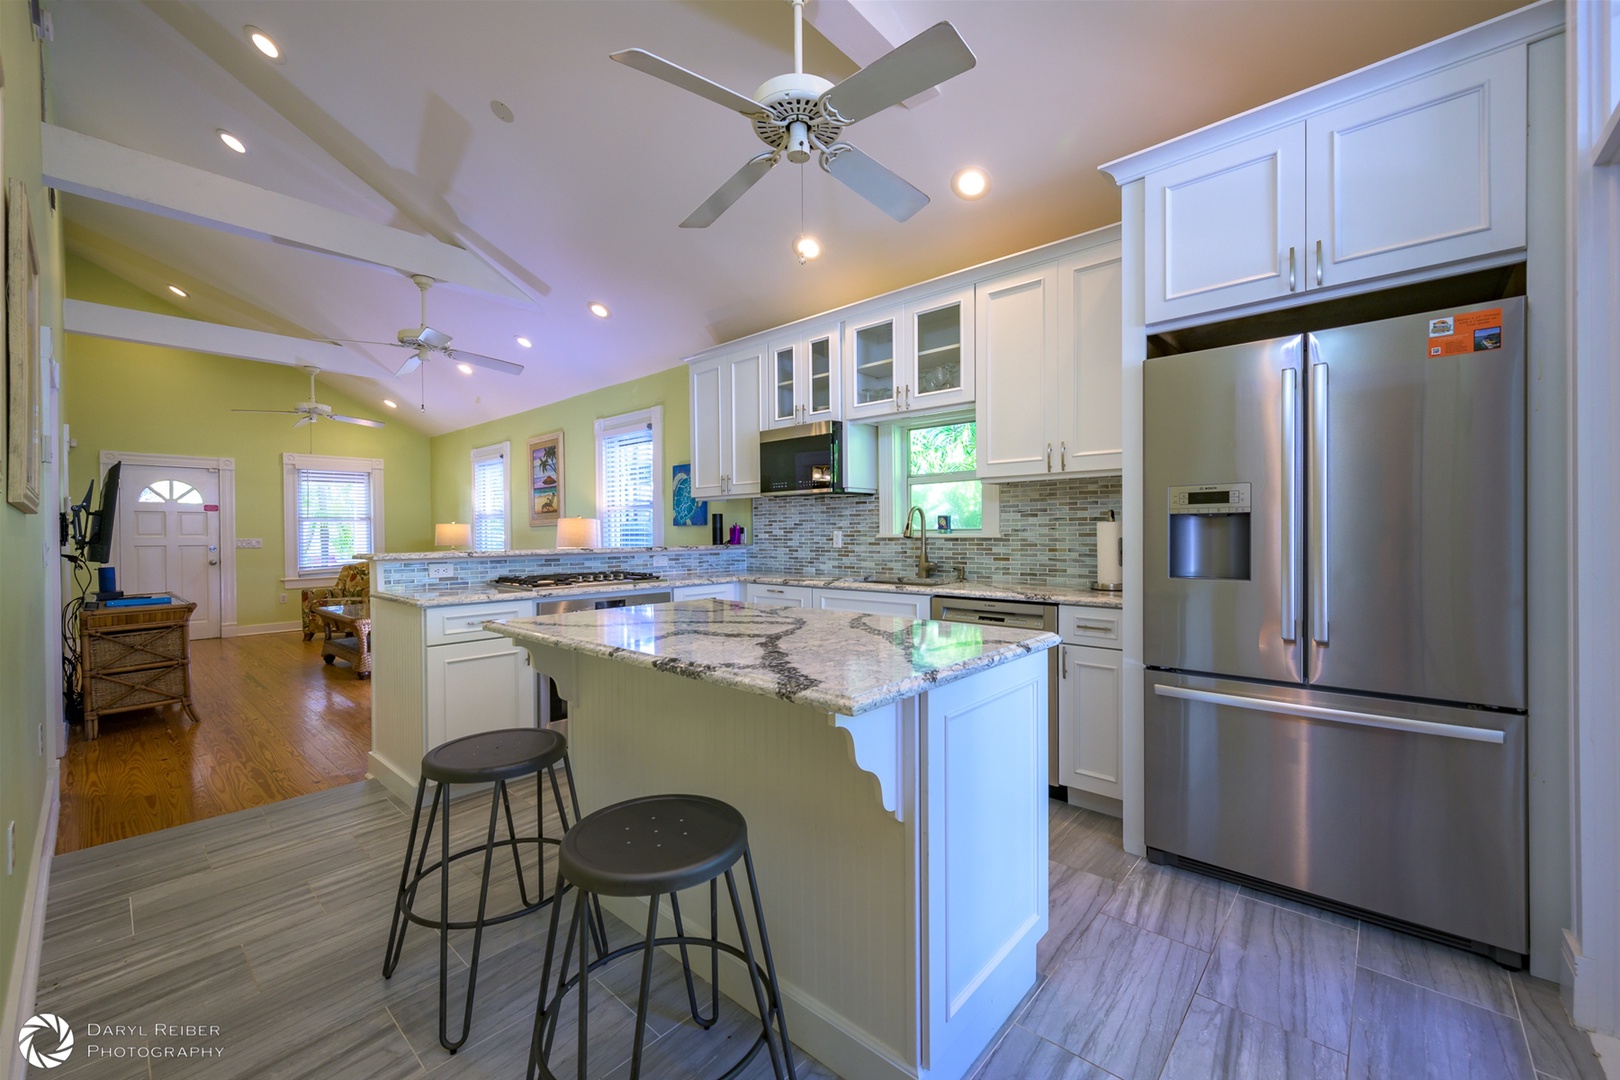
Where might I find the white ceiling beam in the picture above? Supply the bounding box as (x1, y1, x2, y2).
(42, 124, 532, 306)
(804, 0, 941, 108)
(62, 299, 388, 380)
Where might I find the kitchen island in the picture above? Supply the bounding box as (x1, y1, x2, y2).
(489, 599, 1057, 1080)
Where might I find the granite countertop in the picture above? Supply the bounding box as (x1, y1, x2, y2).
(360, 545, 742, 562)
(372, 572, 1124, 609)
(487, 599, 1059, 716)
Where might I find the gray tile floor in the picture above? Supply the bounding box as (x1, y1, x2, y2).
(27, 785, 1607, 1080)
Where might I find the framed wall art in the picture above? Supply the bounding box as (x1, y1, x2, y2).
(527, 431, 563, 527)
(7, 178, 40, 514)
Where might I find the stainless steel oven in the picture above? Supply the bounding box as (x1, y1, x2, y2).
(536, 590, 673, 727)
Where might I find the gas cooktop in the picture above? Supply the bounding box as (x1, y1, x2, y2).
(489, 570, 663, 591)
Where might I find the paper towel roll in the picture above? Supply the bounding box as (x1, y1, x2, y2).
(1095, 520, 1122, 587)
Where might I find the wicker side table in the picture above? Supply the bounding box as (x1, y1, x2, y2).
(79, 594, 200, 739)
(314, 602, 372, 678)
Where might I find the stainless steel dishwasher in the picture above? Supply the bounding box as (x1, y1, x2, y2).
(929, 596, 1061, 790)
(537, 590, 674, 728)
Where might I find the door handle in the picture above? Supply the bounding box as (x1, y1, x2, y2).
(1315, 239, 1323, 286)
(1288, 246, 1296, 292)
(1309, 353, 1329, 645)
(208, 544, 219, 567)
(1153, 684, 1505, 744)
(1280, 366, 1299, 643)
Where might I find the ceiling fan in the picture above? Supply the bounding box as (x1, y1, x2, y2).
(233, 366, 385, 428)
(336, 275, 525, 378)
(611, 0, 976, 228)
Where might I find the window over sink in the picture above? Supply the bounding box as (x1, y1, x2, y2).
(878, 413, 999, 538)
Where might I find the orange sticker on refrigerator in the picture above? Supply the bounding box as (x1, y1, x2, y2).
(1427, 308, 1503, 356)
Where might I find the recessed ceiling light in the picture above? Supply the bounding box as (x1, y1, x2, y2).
(167, 285, 188, 298)
(383, 399, 398, 409)
(456, 362, 474, 375)
(951, 167, 990, 200)
(515, 336, 532, 349)
(588, 302, 611, 319)
(218, 130, 247, 154)
(245, 27, 280, 60)
(792, 234, 822, 262)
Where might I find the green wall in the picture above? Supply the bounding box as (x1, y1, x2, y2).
(1, 4, 64, 1029)
(62, 256, 435, 626)
(429, 363, 751, 548)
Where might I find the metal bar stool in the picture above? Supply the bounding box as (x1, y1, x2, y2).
(528, 794, 796, 1080)
(382, 728, 606, 1052)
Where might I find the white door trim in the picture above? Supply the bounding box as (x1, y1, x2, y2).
(100, 450, 237, 636)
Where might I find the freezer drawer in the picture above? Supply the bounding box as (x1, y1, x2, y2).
(1145, 671, 1526, 956)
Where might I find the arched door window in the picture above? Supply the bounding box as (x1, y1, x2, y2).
(137, 480, 205, 504)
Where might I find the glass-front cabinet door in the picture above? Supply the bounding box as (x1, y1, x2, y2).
(769, 342, 798, 428)
(763, 325, 842, 429)
(843, 307, 902, 419)
(906, 286, 975, 411)
(804, 326, 840, 421)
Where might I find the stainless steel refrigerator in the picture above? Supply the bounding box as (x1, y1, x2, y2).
(1143, 297, 1526, 964)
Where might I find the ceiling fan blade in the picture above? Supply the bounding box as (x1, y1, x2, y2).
(293, 416, 314, 428)
(329, 414, 386, 428)
(413, 326, 452, 350)
(822, 144, 929, 222)
(325, 338, 412, 349)
(681, 153, 779, 229)
(445, 348, 524, 377)
(394, 351, 423, 377)
(610, 49, 763, 117)
(232, 408, 303, 415)
(819, 22, 976, 125)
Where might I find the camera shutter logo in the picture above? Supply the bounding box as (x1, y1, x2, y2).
(19, 1013, 74, 1069)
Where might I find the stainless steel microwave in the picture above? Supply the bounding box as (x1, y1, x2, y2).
(758, 421, 878, 496)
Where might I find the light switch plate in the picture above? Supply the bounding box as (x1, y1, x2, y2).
(236, 538, 263, 549)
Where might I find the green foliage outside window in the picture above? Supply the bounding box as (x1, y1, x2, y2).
(907, 422, 982, 530)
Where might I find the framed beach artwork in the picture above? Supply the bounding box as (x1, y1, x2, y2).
(671, 463, 706, 526)
(528, 431, 563, 527)
(7, 178, 40, 514)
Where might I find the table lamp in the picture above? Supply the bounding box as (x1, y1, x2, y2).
(555, 517, 600, 549)
(435, 522, 471, 549)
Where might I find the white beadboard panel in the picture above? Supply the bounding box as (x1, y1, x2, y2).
(368, 598, 427, 802)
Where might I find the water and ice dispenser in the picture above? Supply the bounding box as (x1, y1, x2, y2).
(1166, 483, 1251, 580)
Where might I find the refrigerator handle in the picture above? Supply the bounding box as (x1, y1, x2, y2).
(1152, 684, 1506, 744)
(1310, 355, 1329, 645)
(1281, 367, 1299, 642)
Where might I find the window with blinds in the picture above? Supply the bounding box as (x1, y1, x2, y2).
(597, 415, 658, 548)
(295, 469, 373, 573)
(472, 445, 508, 551)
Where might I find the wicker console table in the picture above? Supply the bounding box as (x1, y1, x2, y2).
(79, 594, 200, 739)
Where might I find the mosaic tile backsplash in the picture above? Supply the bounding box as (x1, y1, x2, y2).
(748, 475, 1123, 585)
(376, 546, 750, 591)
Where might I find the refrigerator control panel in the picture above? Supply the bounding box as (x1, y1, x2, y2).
(1167, 483, 1251, 515)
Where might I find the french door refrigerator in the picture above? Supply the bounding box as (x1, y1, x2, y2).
(1143, 297, 1526, 964)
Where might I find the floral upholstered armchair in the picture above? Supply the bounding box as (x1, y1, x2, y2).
(300, 561, 370, 640)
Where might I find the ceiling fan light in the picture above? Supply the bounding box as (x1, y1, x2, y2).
(167, 285, 188, 297)
(456, 362, 474, 375)
(952, 167, 990, 200)
(383, 399, 397, 409)
(515, 336, 532, 349)
(588, 302, 611, 319)
(218, 130, 247, 154)
(793, 234, 822, 262)
(246, 27, 280, 60)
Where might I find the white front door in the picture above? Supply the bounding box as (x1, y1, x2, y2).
(117, 463, 223, 638)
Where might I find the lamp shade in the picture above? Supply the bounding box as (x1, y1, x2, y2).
(435, 522, 471, 548)
(555, 517, 600, 549)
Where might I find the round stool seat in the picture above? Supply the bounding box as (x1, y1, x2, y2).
(560, 794, 747, 898)
(422, 728, 565, 785)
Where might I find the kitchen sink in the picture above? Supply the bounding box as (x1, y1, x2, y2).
(860, 574, 948, 587)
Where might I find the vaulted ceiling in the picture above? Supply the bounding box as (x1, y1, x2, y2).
(49, 0, 1528, 434)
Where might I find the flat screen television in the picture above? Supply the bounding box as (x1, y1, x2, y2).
(85, 461, 121, 564)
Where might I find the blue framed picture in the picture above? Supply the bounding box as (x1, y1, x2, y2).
(672, 463, 707, 526)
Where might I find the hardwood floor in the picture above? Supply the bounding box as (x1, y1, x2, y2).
(56, 632, 372, 855)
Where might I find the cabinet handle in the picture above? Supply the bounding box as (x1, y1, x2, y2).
(1074, 623, 1113, 634)
(1061, 650, 1068, 679)
(1288, 246, 1297, 292)
(766, 588, 784, 594)
(1060, 441, 1067, 470)
(1315, 239, 1323, 286)
(1046, 444, 1053, 472)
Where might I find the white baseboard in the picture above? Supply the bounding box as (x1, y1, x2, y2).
(1065, 788, 1123, 818)
(1593, 1032, 1620, 1080)
(4, 767, 59, 1080)
(223, 620, 302, 638)
(366, 751, 418, 806)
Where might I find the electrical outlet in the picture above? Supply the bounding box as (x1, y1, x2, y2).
(653, 555, 669, 568)
(279, 592, 288, 604)
(428, 564, 455, 580)
(833, 529, 843, 548)
(236, 538, 263, 549)
(7, 822, 14, 876)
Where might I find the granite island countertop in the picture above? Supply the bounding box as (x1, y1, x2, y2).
(372, 572, 1124, 609)
(487, 599, 1059, 716)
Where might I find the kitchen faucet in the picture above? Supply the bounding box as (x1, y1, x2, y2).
(903, 506, 939, 580)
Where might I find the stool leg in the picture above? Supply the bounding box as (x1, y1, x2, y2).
(499, 777, 537, 908)
(383, 778, 440, 978)
(725, 868, 789, 1080)
(538, 872, 586, 1071)
(628, 894, 661, 1080)
(744, 847, 799, 1080)
(668, 889, 718, 1028)
(556, 756, 610, 959)
(577, 891, 595, 1080)
(441, 780, 506, 1052)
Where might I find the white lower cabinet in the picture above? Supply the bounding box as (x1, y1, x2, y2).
(813, 588, 930, 619)
(743, 583, 814, 607)
(425, 635, 538, 749)
(1057, 605, 1123, 801)
(672, 583, 741, 601)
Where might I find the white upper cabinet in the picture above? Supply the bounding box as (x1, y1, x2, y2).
(689, 345, 762, 499)
(1139, 45, 1528, 326)
(1306, 48, 1527, 289)
(764, 323, 842, 430)
(843, 286, 975, 419)
(1145, 124, 1307, 325)
(976, 236, 1122, 483)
